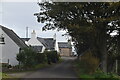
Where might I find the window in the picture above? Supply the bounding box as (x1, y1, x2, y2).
(0, 34, 5, 44)
(19, 48, 24, 53)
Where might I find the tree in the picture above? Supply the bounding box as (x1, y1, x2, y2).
(34, 2, 120, 72)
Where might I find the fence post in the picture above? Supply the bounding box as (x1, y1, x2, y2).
(116, 59, 118, 74)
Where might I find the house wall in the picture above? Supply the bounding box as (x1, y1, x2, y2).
(55, 41, 59, 52)
(59, 48, 72, 56)
(0, 28, 2, 64)
(27, 38, 45, 53)
(0, 28, 19, 66)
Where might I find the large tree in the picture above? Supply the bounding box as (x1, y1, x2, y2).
(34, 2, 120, 72)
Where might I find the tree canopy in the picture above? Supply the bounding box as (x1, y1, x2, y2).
(34, 2, 120, 72)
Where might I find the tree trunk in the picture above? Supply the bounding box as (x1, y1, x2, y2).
(118, 33, 120, 57)
(102, 45, 107, 72)
(98, 24, 107, 73)
(101, 28, 107, 73)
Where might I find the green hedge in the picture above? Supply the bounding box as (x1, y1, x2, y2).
(44, 51, 59, 64)
(17, 48, 60, 68)
(35, 53, 47, 64)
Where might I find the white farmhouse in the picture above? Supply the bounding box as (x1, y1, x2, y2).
(0, 25, 27, 66)
(21, 30, 58, 53)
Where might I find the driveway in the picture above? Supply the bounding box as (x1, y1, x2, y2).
(8, 57, 78, 79)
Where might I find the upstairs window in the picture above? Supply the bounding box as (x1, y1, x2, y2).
(0, 34, 5, 44)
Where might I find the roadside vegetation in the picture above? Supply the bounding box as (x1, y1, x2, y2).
(34, 2, 120, 78)
(73, 50, 120, 80)
(2, 72, 11, 78)
(1, 72, 19, 80)
(2, 47, 60, 73)
(16, 48, 60, 70)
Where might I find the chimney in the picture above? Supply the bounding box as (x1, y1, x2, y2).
(31, 30, 36, 38)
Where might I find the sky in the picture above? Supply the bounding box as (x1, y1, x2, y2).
(0, 1, 68, 42)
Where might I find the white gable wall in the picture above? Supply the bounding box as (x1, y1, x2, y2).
(0, 28, 19, 66)
(55, 41, 59, 53)
(0, 28, 2, 64)
(27, 38, 46, 53)
(27, 30, 46, 53)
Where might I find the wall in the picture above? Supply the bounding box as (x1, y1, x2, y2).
(0, 28, 2, 64)
(27, 38, 45, 53)
(0, 28, 19, 66)
(55, 41, 59, 52)
(59, 48, 72, 56)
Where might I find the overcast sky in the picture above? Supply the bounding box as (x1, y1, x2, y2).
(0, 1, 68, 42)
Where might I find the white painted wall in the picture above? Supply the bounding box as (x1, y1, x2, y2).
(55, 41, 59, 53)
(53, 34, 59, 53)
(0, 28, 2, 64)
(0, 28, 3, 77)
(0, 28, 19, 66)
(27, 38, 46, 53)
(27, 31, 46, 53)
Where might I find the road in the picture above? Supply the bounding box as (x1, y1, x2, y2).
(9, 57, 79, 80)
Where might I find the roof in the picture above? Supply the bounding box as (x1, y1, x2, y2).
(37, 37, 48, 48)
(31, 46, 43, 52)
(21, 37, 55, 50)
(0, 25, 28, 48)
(58, 42, 70, 48)
(44, 38, 55, 50)
(37, 37, 55, 50)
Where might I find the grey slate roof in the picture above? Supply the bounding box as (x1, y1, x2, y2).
(37, 37, 55, 50)
(32, 46, 43, 52)
(44, 38, 55, 50)
(58, 42, 70, 48)
(37, 37, 48, 48)
(0, 25, 27, 48)
(21, 37, 55, 50)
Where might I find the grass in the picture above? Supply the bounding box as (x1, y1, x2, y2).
(58, 58, 64, 63)
(1, 72, 16, 78)
(2, 73, 12, 78)
(1, 72, 18, 79)
(34, 63, 49, 69)
(73, 60, 120, 80)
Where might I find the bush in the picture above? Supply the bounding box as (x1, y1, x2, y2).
(16, 47, 38, 68)
(44, 51, 59, 64)
(2, 63, 9, 68)
(80, 51, 99, 74)
(35, 53, 47, 64)
(17, 48, 60, 68)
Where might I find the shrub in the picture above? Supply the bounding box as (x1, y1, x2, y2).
(17, 48, 60, 68)
(2, 63, 9, 68)
(16, 47, 37, 68)
(80, 51, 99, 74)
(44, 51, 59, 64)
(35, 53, 47, 64)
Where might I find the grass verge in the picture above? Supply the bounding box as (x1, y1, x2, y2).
(73, 59, 120, 80)
(1, 72, 19, 80)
